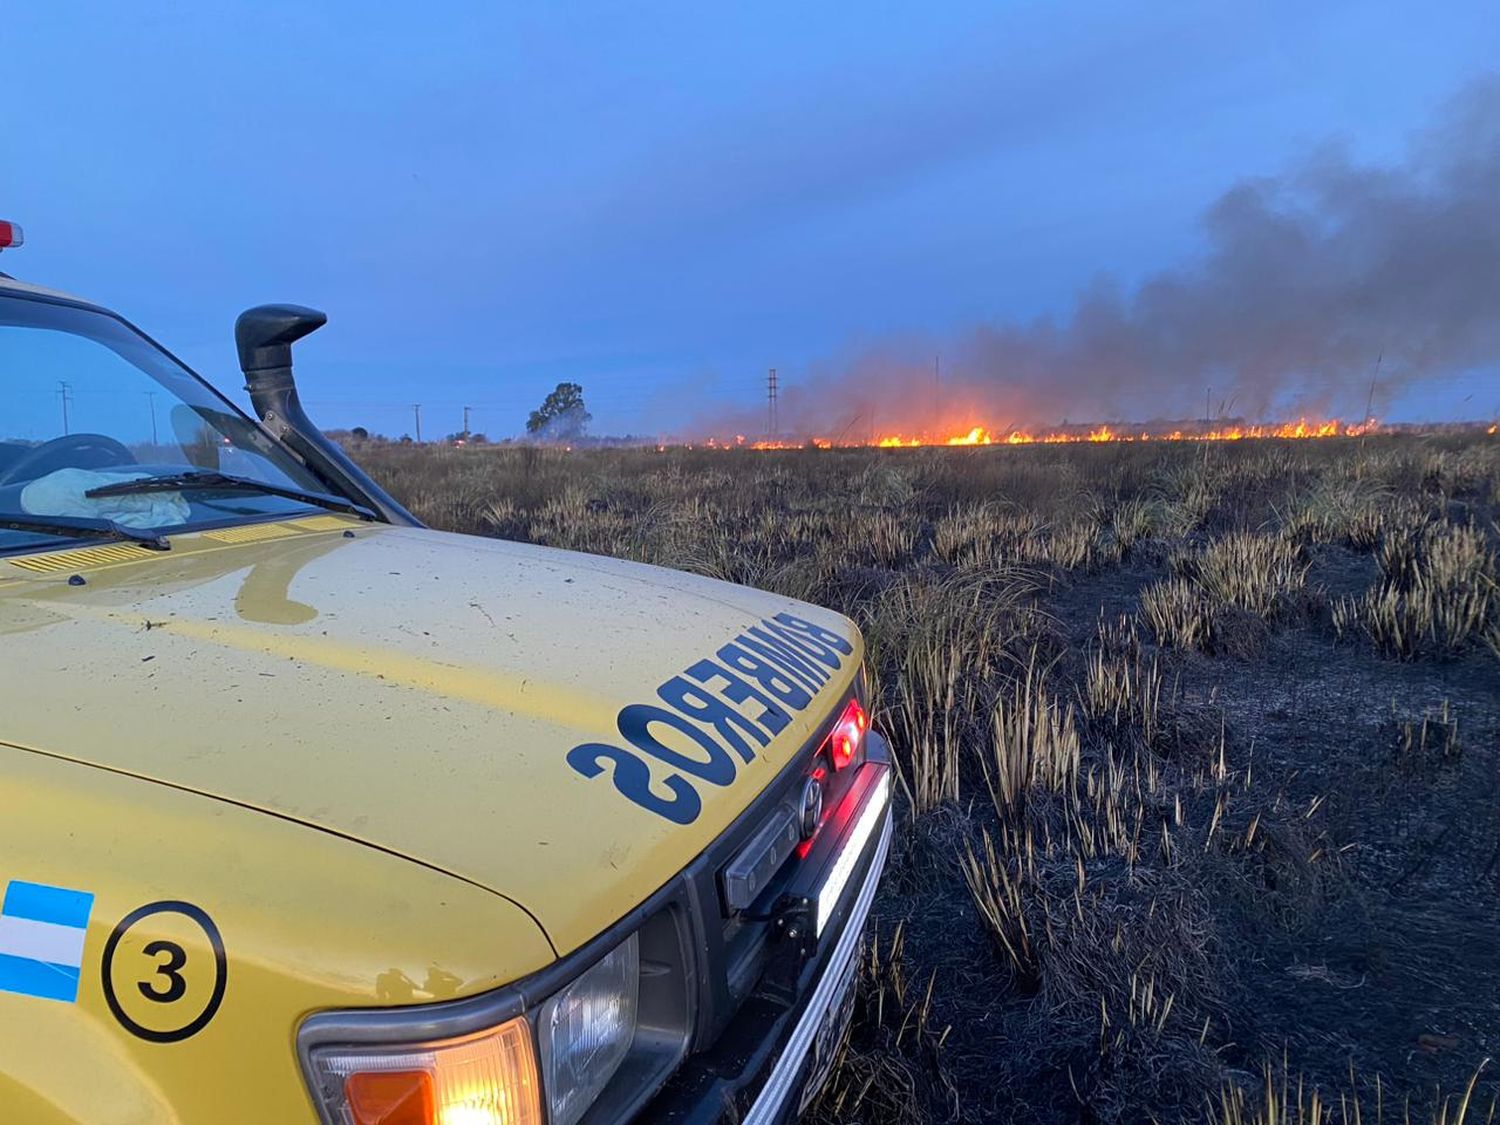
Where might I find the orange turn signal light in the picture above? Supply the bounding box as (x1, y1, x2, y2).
(312, 1015, 543, 1125)
(346, 1070, 435, 1125)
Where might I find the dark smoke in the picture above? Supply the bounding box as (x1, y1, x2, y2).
(704, 78, 1500, 438)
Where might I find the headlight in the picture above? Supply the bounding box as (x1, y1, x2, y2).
(301, 935, 640, 1125)
(305, 1015, 543, 1125)
(538, 934, 640, 1125)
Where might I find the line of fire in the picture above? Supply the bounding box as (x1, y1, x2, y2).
(704, 418, 1400, 451)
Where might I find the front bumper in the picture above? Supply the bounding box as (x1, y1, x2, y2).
(645, 742, 893, 1123)
(744, 788, 892, 1122)
(298, 734, 894, 1125)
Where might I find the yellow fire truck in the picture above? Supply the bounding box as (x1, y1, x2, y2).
(0, 221, 891, 1124)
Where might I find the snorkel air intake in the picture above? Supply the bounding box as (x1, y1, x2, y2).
(235, 304, 420, 527)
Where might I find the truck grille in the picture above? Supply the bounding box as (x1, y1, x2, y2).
(697, 684, 865, 1040)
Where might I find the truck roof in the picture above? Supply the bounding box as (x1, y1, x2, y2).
(0, 271, 97, 306)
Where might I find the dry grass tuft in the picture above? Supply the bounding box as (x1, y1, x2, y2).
(1213, 1058, 1496, 1125)
(961, 828, 1035, 983)
(1190, 532, 1309, 618)
(1147, 531, 1310, 654)
(804, 923, 956, 1125)
(1142, 576, 1216, 652)
(1335, 522, 1497, 659)
(982, 666, 1081, 813)
(1282, 478, 1400, 549)
(1389, 698, 1463, 777)
(863, 569, 1052, 813)
(1082, 616, 1170, 749)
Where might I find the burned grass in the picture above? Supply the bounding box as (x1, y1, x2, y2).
(356, 433, 1500, 1123)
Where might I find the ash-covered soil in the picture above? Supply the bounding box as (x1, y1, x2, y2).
(890, 602, 1495, 1119)
(852, 539, 1498, 1123)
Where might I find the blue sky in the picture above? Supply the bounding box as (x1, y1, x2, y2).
(4, 2, 1498, 438)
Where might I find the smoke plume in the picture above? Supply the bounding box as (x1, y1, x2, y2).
(704, 78, 1500, 439)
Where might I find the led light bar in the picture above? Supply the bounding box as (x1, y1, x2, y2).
(815, 771, 891, 936)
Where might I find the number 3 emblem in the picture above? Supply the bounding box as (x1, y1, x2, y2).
(102, 901, 227, 1043)
(138, 940, 189, 1004)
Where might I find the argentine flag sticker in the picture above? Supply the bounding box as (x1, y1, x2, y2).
(0, 880, 95, 1003)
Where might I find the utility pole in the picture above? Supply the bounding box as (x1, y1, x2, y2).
(1365, 351, 1383, 425)
(412, 403, 423, 443)
(1201, 385, 1211, 467)
(57, 381, 71, 436)
(144, 391, 158, 447)
(1360, 351, 1384, 455)
(934, 354, 941, 422)
(462, 405, 472, 442)
(767, 369, 778, 439)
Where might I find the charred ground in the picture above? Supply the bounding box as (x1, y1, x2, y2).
(357, 434, 1500, 1124)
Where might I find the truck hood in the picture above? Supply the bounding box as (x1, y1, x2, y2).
(0, 517, 861, 956)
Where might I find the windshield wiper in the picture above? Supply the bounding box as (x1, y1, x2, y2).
(0, 514, 171, 551)
(85, 471, 376, 520)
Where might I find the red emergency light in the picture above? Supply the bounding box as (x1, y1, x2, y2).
(828, 697, 868, 770)
(0, 220, 22, 251)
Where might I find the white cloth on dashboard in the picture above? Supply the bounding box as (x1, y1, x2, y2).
(20, 468, 191, 530)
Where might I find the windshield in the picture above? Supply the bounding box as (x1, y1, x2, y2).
(1, 293, 335, 555)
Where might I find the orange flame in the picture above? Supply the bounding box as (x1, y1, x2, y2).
(741, 417, 1381, 450)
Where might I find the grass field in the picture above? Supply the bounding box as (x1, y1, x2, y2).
(355, 434, 1500, 1124)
